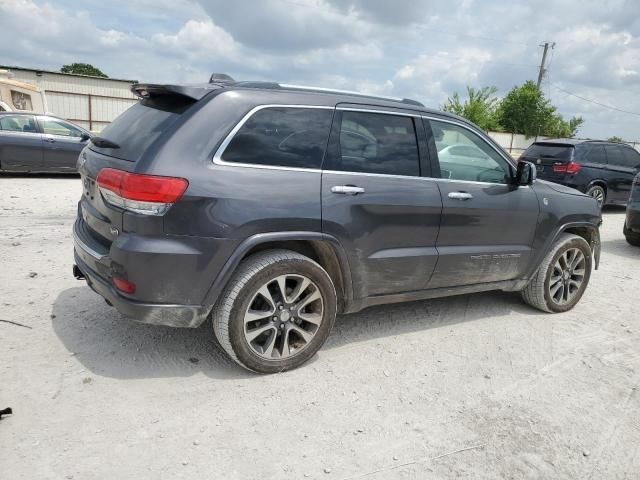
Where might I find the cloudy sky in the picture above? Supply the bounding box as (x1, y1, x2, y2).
(1, 0, 639, 139)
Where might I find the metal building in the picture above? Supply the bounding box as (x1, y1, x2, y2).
(0, 65, 138, 132)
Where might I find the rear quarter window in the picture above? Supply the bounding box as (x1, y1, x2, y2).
(221, 107, 333, 169)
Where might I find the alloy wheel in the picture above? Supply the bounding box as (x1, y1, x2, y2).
(548, 247, 586, 305)
(243, 274, 324, 360)
(588, 187, 605, 207)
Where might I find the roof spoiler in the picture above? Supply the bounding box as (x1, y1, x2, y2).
(130, 83, 220, 101)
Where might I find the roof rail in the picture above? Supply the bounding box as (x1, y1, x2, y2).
(277, 84, 424, 107)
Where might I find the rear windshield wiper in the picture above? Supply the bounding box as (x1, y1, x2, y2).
(91, 137, 120, 149)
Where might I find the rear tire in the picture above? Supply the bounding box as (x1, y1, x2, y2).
(586, 185, 606, 208)
(521, 233, 592, 313)
(212, 249, 337, 373)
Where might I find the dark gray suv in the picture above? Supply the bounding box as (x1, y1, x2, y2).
(73, 77, 602, 373)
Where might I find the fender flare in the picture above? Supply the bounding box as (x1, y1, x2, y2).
(527, 221, 601, 279)
(201, 231, 354, 311)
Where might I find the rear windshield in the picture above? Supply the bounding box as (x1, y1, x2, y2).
(89, 96, 194, 162)
(523, 143, 574, 161)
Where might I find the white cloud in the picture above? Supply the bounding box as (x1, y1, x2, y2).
(2, 0, 640, 139)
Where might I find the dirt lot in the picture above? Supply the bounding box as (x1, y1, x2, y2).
(1, 175, 639, 479)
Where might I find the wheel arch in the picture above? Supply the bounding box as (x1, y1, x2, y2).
(587, 180, 608, 196)
(527, 221, 601, 280)
(203, 232, 354, 314)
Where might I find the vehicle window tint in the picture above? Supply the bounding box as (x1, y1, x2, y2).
(604, 145, 625, 167)
(579, 144, 606, 165)
(335, 111, 419, 176)
(430, 119, 511, 184)
(40, 117, 83, 137)
(622, 147, 640, 169)
(0, 115, 37, 133)
(90, 95, 194, 162)
(522, 143, 573, 160)
(222, 107, 333, 169)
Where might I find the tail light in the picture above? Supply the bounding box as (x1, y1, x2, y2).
(552, 162, 581, 174)
(96, 168, 188, 215)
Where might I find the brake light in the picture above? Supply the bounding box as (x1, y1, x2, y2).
(96, 168, 188, 215)
(112, 276, 136, 294)
(552, 162, 581, 174)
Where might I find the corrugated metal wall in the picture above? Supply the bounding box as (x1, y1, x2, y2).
(6, 69, 138, 132)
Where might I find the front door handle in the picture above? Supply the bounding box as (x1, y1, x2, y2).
(448, 191, 473, 200)
(331, 185, 365, 195)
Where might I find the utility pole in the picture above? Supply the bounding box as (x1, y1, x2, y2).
(537, 41, 555, 89)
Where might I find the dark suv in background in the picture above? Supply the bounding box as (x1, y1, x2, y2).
(624, 173, 640, 246)
(73, 76, 601, 373)
(520, 139, 640, 207)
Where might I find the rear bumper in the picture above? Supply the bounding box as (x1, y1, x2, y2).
(73, 218, 214, 328)
(74, 254, 210, 328)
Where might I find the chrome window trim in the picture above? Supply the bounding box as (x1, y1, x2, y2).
(211, 104, 524, 187)
(337, 106, 421, 118)
(212, 104, 333, 172)
(322, 169, 433, 181)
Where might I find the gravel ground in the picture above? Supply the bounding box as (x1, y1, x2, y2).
(1, 175, 639, 480)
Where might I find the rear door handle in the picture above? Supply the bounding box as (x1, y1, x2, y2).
(331, 185, 365, 195)
(448, 191, 473, 200)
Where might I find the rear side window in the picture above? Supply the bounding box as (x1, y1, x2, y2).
(0, 115, 37, 133)
(331, 111, 420, 176)
(577, 144, 606, 165)
(523, 143, 573, 161)
(221, 107, 333, 169)
(90, 96, 194, 162)
(604, 145, 625, 167)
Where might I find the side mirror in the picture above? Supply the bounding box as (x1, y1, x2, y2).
(515, 161, 536, 186)
(80, 132, 91, 142)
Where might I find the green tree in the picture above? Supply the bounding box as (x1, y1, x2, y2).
(442, 86, 501, 131)
(607, 135, 624, 143)
(60, 63, 108, 78)
(496, 81, 583, 138)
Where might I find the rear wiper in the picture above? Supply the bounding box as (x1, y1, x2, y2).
(91, 137, 120, 149)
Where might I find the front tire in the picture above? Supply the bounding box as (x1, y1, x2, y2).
(521, 233, 593, 313)
(212, 249, 337, 373)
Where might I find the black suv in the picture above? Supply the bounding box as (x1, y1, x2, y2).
(520, 139, 640, 208)
(73, 77, 601, 373)
(624, 172, 640, 246)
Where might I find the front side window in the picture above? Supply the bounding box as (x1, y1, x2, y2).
(0, 115, 37, 133)
(430, 119, 511, 184)
(332, 111, 420, 176)
(11, 90, 33, 111)
(39, 117, 83, 137)
(222, 107, 333, 169)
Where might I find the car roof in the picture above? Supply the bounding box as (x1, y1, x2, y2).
(130, 78, 464, 122)
(532, 138, 611, 146)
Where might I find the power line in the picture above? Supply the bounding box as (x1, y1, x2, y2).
(551, 84, 640, 116)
